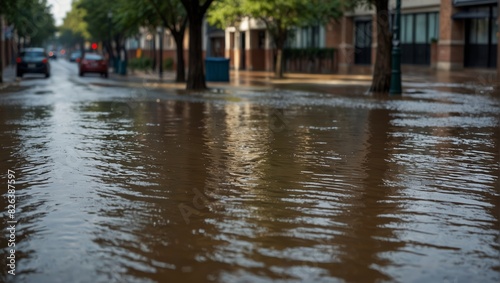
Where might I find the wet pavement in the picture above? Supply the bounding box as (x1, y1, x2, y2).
(1, 60, 499, 283)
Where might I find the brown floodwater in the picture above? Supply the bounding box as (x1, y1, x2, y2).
(0, 62, 499, 282)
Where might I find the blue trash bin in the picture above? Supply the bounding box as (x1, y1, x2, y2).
(205, 57, 230, 82)
(119, 60, 127, 75)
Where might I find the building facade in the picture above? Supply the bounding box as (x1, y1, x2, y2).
(125, 0, 499, 76)
(224, 18, 274, 71)
(330, 0, 498, 73)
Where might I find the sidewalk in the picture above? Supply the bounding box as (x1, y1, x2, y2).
(0, 65, 20, 92)
(109, 66, 498, 93)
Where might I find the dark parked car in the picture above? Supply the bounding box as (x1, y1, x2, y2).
(69, 51, 82, 62)
(48, 50, 57, 59)
(79, 53, 108, 78)
(16, 48, 50, 78)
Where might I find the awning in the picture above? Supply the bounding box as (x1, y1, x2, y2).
(453, 0, 497, 7)
(452, 11, 490, 19)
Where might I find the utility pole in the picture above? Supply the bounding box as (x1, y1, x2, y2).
(389, 0, 402, 95)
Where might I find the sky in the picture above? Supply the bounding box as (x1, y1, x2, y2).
(48, 0, 72, 26)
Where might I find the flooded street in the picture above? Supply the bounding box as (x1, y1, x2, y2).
(1, 61, 499, 283)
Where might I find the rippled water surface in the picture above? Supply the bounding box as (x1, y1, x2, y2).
(1, 63, 499, 283)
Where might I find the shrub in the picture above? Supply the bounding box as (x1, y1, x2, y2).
(128, 57, 153, 71)
(163, 57, 174, 71)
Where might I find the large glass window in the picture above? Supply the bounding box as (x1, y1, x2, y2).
(310, 25, 320, 48)
(355, 21, 371, 48)
(415, 14, 427, 43)
(402, 14, 414, 43)
(298, 25, 320, 48)
(427, 13, 439, 42)
(469, 18, 489, 44)
(355, 23, 364, 47)
(400, 12, 439, 44)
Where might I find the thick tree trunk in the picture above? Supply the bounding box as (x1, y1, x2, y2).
(174, 33, 186, 82)
(369, 0, 392, 93)
(114, 37, 124, 60)
(186, 15, 206, 90)
(181, 0, 214, 90)
(271, 30, 287, 79)
(105, 40, 115, 63)
(152, 35, 156, 72)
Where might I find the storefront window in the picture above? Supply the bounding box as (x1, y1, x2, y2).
(415, 14, 427, 43)
(400, 12, 438, 44)
(469, 18, 489, 44)
(402, 14, 414, 43)
(427, 13, 439, 42)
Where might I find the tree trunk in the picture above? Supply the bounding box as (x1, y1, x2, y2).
(275, 48, 283, 79)
(152, 34, 156, 72)
(114, 37, 122, 60)
(105, 40, 116, 64)
(271, 30, 287, 79)
(186, 15, 206, 90)
(181, 0, 214, 90)
(122, 45, 128, 63)
(369, 0, 392, 93)
(174, 33, 186, 82)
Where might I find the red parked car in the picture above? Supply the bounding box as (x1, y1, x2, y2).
(79, 53, 108, 78)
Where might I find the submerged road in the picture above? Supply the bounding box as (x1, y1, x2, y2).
(0, 59, 499, 283)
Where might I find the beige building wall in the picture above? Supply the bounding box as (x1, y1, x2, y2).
(224, 18, 273, 71)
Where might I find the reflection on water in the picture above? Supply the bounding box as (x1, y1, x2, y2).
(0, 88, 499, 283)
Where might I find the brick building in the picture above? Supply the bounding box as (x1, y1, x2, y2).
(220, 0, 498, 74)
(126, 0, 499, 76)
(330, 0, 498, 73)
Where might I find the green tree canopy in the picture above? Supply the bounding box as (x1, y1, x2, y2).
(0, 0, 56, 83)
(59, 0, 90, 46)
(116, 0, 188, 82)
(4, 0, 56, 46)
